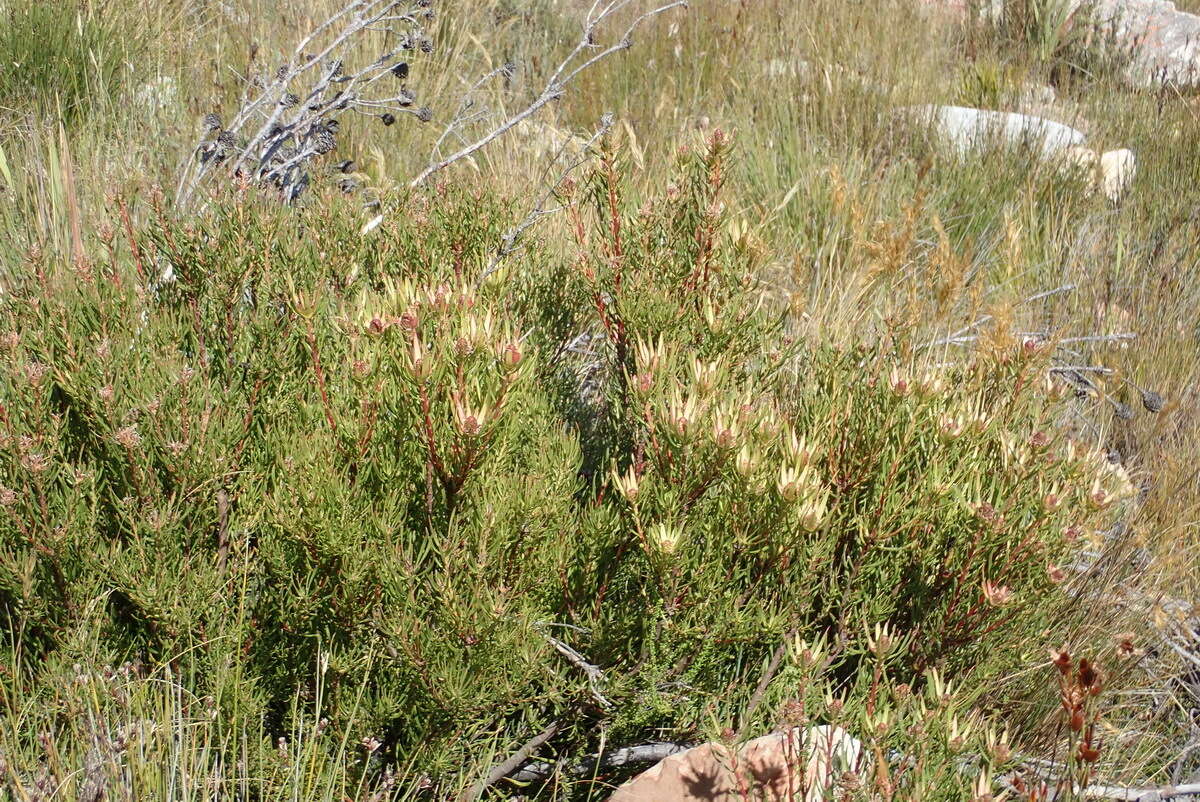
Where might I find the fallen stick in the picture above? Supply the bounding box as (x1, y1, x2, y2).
(458, 721, 562, 802)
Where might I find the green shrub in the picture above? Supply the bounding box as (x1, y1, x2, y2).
(0, 137, 1133, 797)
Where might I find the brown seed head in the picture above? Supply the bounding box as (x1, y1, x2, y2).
(1051, 647, 1072, 676)
(1078, 659, 1098, 689)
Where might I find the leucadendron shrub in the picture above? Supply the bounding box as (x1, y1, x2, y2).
(0, 134, 1134, 798)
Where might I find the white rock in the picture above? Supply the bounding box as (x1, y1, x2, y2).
(906, 105, 1087, 159)
(764, 58, 813, 79)
(1099, 148, 1136, 202)
(608, 725, 865, 802)
(1053, 145, 1136, 202)
(1019, 83, 1059, 111)
(924, 0, 1200, 88)
(795, 724, 864, 798)
(1063, 144, 1099, 173)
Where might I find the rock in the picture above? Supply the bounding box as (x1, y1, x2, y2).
(1099, 148, 1136, 201)
(1019, 83, 1059, 111)
(762, 58, 885, 97)
(764, 58, 812, 79)
(1093, 0, 1200, 88)
(904, 105, 1087, 158)
(1016, 84, 1091, 134)
(916, 0, 1002, 20)
(1064, 144, 1100, 174)
(900, 105, 1133, 200)
(607, 725, 864, 802)
(1054, 145, 1136, 202)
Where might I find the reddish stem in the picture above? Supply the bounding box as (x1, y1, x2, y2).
(304, 319, 338, 435)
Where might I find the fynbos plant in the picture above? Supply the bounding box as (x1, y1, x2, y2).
(0, 138, 1145, 798)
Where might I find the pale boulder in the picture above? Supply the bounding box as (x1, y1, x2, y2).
(607, 725, 864, 802)
(1063, 144, 1099, 174)
(135, 76, 180, 111)
(1099, 148, 1136, 203)
(1055, 146, 1135, 202)
(921, 0, 1200, 89)
(904, 105, 1087, 159)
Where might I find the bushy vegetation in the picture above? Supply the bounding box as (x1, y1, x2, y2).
(0, 132, 1148, 799)
(0, 0, 1196, 799)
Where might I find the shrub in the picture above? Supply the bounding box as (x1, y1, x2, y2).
(0, 135, 1134, 797)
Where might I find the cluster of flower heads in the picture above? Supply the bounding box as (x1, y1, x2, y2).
(349, 278, 525, 444)
(186, 1, 437, 205)
(614, 336, 835, 557)
(888, 360, 1143, 514)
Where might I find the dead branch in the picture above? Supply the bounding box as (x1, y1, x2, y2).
(508, 741, 694, 784)
(215, 488, 230, 573)
(177, 0, 436, 209)
(477, 113, 614, 284)
(406, 0, 688, 189)
(458, 720, 562, 802)
(536, 621, 613, 709)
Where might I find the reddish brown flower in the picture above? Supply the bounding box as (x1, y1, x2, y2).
(1114, 633, 1143, 659)
(1050, 647, 1072, 676)
(1078, 659, 1098, 690)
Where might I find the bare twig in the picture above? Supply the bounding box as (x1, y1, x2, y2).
(406, 0, 687, 189)
(919, 283, 1076, 350)
(458, 721, 562, 802)
(1051, 365, 1115, 375)
(508, 741, 694, 784)
(1082, 781, 1200, 799)
(1059, 333, 1137, 344)
(999, 771, 1200, 800)
(1161, 634, 1200, 671)
(536, 622, 612, 709)
(215, 488, 231, 573)
(177, 0, 435, 209)
(429, 62, 518, 161)
(477, 113, 614, 284)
